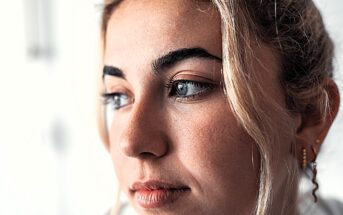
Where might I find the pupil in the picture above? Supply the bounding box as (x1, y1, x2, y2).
(114, 95, 121, 106)
(177, 83, 187, 95)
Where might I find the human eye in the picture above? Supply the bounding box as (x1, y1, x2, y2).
(101, 92, 132, 110)
(168, 80, 215, 100)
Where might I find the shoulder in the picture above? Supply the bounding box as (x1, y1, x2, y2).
(298, 193, 343, 215)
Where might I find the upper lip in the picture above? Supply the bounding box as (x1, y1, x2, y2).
(130, 180, 190, 192)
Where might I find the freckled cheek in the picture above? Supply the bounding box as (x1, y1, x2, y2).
(110, 150, 139, 192)
(175, 107, 248, 166)
(174, 108, 259, 200)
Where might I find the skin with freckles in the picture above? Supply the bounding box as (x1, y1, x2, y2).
(101, 0, 340, 214)
(103, 0, 274, 214)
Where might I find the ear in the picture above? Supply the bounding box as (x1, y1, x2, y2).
(295, 79, 340, 168)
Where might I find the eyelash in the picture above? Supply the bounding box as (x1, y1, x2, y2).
(165, 80, 215, 100)
(101, 92, 131, 110)
(102, 80, 215, 110)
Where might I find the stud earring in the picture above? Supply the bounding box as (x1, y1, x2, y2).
(301, 147, 307, 169)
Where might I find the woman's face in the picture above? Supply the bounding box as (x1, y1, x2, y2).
(103, 0, 289, 214)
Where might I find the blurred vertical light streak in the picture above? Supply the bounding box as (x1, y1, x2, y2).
(50, 118, 69, 215)
(23, 0, 55, 60)
(23, 0, 70, 214)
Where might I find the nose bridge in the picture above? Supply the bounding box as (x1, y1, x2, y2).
(119, 95, 168, 158)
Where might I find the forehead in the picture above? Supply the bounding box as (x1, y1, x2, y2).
(104, 0, 222, 66)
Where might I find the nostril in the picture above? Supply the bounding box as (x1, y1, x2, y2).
(119, 137, 169, 159)
(139, 152, 160, 159)
(118, 110, 170, 159)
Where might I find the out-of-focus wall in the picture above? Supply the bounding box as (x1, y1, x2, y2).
(0, 0, 116, 214)
(314, 0, 343, 201)
(0, 0, 342, 215)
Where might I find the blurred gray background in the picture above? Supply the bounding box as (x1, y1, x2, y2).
(0, 0, 342, 214)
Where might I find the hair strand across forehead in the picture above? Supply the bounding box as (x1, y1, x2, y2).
(99, 1, 335, 214)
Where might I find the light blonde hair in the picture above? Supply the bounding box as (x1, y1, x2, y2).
(98, 0, 334, 214)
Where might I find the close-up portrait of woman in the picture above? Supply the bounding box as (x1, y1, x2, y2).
(97, 0, 342, 214)
(1, 0, 343, 215)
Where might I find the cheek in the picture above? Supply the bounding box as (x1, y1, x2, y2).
(108, 122, 133, 186)
(171, 100, 259, 209)
(109, 139, 126, 183)
(107, 94, 260, 212)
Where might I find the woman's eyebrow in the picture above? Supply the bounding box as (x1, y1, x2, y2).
(102, 47, 222, 80)
(103, 65, 126, 80)
(152, 47, 222, 74)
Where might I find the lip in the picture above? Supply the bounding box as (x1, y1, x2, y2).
(130, 180, 191, 209)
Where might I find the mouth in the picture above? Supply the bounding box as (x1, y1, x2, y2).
(130, 180, 191, 209)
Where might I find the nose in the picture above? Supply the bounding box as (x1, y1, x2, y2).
(118, 98, 169, 159)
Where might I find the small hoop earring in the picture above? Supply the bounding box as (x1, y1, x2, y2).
(301, 147, 307, 169)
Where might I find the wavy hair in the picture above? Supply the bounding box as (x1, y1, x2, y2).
(98, 1, 334, 214)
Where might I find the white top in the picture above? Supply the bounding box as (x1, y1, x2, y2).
(106, 195, 343, 215)
(298, 193, 343, 215)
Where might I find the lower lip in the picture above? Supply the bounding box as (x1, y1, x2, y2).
(135, 188, 190, 208)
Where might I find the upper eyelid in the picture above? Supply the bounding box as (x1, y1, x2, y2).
(170, 75, 216, 84)
(103, 77, 133, 93)
(167, 75, 218, 89)
(104, 71, 218, 97)
(168, 80, 215, 94)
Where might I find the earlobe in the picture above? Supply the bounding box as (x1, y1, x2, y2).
(295, 78, 340, 167)
(293, 79, 340, 202)
(295, 137, 320, 169)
